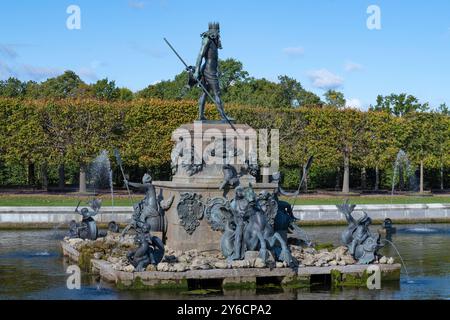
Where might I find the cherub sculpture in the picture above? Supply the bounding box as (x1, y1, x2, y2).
(69, 199, 105, 240)
(121, 173, 174, 237)
(127, 223, 165, 272)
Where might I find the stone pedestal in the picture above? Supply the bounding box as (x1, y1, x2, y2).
(154, 180, 277, 252)
(154, 121, 277, 252)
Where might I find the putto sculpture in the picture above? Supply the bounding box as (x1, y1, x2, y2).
(69, 199, 105, 240)
(127, 223, 165, 271)
(121, 173, 174, 237)
(337, 200, 383, 264)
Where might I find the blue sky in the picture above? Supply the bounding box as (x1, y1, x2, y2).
(0, 0, 449, 109)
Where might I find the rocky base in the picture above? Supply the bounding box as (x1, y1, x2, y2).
(64, 232, 395, 273)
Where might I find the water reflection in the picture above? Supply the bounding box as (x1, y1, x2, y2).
(0, 224, 448, 300)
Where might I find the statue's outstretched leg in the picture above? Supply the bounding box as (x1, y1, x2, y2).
(198, 92, 207, 121)
(231, 222, 244, 260)
(268, 232, 296, 267)
(257, 231, 268, 263)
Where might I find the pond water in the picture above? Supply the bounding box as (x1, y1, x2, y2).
(0, 224, 449, 300)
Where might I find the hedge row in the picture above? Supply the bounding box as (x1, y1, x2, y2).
(0, 98, 449, 190)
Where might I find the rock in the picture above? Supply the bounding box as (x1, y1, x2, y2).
(276, 262, 284, 268)
(387, 257, 395, 265)
(67, 238, 84, 247)
(190, 257, 211, 270)
(333, 246, 348, 261)
(173, 263, 188, 272)
(107, 257, 120, 264)
(123, 265, 135, 273)
(314, 262, 322, 267)
(231, 260, 251, 269)
(178, 255, 190, 263)
(329, 260, 338, 266)
(338, 260, 346, 266)
(244, 251, 259, 266)
(146, 264, 157, 272)
(301, 254, 315, 266)
(379, 256, 388, 264)
(341, 255, 356, 265)
(157, 262, 170, 272)
(174, 250, 183, 258)
(254, 258, 266, 268)
(214, 261, 228, 269)
(323, 263, 329, 267)
(93, 252, 103, 260)
(303, 247, 317, 254)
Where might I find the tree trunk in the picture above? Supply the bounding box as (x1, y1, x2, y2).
(27, 162, 35, 187)
(420, 160, 424, 193)
(302, 164, 308, 192)
(79, 165, 87, 193)
(361, 167, 367, 191)
(342, 154, 350, 194)
(440, 163, 444, 191)
(335, 167, 341, 191)
(41, 163, 48, 191)
(58, 164, 65, 190)
(374, 165, 380, 191)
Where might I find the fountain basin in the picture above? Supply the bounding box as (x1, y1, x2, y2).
(61, 240, 401, 290)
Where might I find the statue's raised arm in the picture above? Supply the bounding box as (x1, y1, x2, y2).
(336, 199, 357, 225)
(194, 35, 209, 81)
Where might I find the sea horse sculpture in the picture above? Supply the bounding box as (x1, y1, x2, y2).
(337, 200, 383, 264)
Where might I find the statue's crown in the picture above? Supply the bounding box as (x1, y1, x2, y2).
(208, 22, 220, 31)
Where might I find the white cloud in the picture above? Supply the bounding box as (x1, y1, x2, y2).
(344, 61, 363, 72)
(308, 69, 344, 90)
(22, 64, 62, 81)
(90, 60, 107, 69)
(128, 1, 146, 9)
(346, 98, 363, 109)
(0, 44, 19, 59)
(282, 46, 304, 58)
(0, 60, 16, 79)
(77, 67, 99, 82)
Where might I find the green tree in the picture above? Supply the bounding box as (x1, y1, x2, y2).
(324, 90, 346, 108)
(39, 100, 124, 192)
(278, 75, 322, 108)
(40, 70, 86, 99)
(218, 58, 249, 93)
(362, 111, 398, 190)
(118, 87, 133, 101)
(0, 78, 26, 97)
(438, 103, 449, 115)
(403, 112, 439, 193)
(371, 93, 429, 117)
(91, 78, 120, 101)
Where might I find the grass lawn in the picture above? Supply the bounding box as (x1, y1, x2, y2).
(0, 194, 142, 207)
(283, 195, 450, 205)
(0, 193, 448, 206)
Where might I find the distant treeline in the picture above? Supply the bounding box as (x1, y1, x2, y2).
(0, 98, 448, 193)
